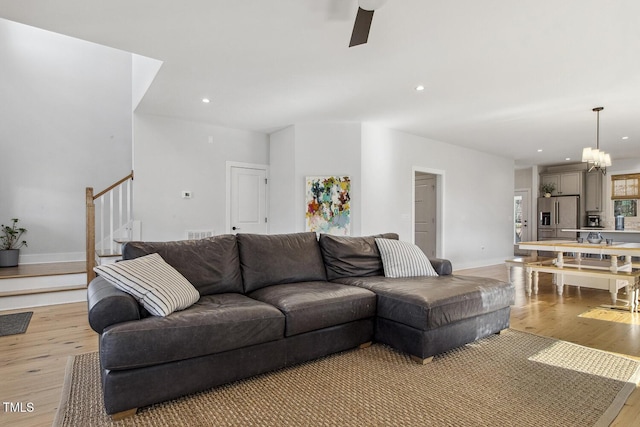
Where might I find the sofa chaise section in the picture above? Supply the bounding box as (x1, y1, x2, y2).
(319, 233, 515, 362)
(335, 275, 514, 362)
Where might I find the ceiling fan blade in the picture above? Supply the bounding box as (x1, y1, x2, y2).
(349, 7, 374, 47)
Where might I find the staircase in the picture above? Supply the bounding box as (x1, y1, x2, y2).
(0, 262, 86, 311)
(86, 171, 136, 284)
(0, 173, 137, 311)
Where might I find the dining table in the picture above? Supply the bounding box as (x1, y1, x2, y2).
(517, 240, 640, 311)
(518, 240, 640, 270)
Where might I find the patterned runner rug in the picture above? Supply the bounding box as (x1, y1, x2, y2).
(0, 311, 33, 337)
(54, 329, 640, 427)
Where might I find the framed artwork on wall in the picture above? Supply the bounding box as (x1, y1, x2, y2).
(305, 176, 351, 235)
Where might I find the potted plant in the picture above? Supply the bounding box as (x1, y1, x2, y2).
(0, 218, 28, 267)
(540, 182, 556, 197)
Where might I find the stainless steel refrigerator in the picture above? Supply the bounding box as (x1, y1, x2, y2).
(537, 195, 580, 240)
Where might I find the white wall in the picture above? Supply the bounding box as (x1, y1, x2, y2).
(515, 167, 534, 190)
(0, 18, 133, 263)
(361, 124, 514, 270)
(133, 114, 269, 241)
(269, 123, 362, 235)
(269, 122, 514, 269)
(269, 126, 296, 234)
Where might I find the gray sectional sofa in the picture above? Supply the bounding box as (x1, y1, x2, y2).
(87, 232, 514, 418)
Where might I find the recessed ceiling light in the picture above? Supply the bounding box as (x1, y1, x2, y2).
(415, 85, 425, 91)
(537, 149, 543, 152)
(622, 136, 629, 140)
(565, 157, 571, 161)
(202, 98, 211, 103)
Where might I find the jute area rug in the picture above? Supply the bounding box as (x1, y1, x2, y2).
(54, 329, 640, 427)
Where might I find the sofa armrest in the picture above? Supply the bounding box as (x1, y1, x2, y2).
(429, 258, 452, 276)
(87, 276, 141, 334)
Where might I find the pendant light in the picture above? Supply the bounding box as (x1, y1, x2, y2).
(581, 107, 612, 175)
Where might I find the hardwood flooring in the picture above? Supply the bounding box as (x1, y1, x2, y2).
(1, 264, 639, 426)
(0, 303, 98, 426)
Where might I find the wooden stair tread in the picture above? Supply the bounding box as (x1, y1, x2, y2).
(95, 250, 122, 258)
(0, 261, 85, 280)
(0, 284, 86, 298)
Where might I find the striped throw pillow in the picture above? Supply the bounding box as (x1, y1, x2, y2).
(375, 238, 439, 278)
(94, 253, 200, 317)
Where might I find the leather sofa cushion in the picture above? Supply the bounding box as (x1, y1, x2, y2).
(318, 233, 399, 280)
(249, 282, 376, 337)
(100, 293, 284, 370)
(335, 275, 514, 331)
(122, 235, 243, 295)
(237, 232, 327, 293)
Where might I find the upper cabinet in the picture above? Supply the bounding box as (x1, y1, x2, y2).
(611, 173, 640, 200)
(585, 171, 603, 212)
(540, 172, 583, 196)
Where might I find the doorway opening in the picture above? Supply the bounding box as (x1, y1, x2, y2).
(513, 189, 531, 255)
(413, 168, 444, 258)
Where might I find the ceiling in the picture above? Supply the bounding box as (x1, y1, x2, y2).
(1, 0, 639, 167)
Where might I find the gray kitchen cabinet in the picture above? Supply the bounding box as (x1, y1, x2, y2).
(540, 172, 582, 196)
(585, 171, 603, 212)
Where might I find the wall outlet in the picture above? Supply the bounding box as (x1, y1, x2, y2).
(182, 191, 193, 199)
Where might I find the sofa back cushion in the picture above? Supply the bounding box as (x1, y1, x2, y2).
(236, 232, 327, 293)
(122, 234, 243, 295)
(319, 233, 399, 280)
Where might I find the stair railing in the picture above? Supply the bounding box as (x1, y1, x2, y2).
(86, 171, 134, 284)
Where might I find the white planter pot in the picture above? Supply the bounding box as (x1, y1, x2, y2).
(0, 249, 20, 267)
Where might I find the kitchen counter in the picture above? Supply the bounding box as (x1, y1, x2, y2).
(562, 228, 640, 233)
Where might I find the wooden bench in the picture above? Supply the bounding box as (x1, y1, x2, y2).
(525, 264, 640, 312)
(504, 256, 555, 287)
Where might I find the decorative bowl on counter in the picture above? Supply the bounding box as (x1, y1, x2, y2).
(586, 232, 603, 244)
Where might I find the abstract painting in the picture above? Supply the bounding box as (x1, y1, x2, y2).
(305, 176, 351, 235)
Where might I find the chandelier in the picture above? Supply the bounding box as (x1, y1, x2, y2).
(581, 107, 611, 175)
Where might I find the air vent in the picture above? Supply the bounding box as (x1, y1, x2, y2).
(186, 230, 214, 240)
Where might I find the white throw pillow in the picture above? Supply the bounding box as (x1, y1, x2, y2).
(94, 253, 200, 317)
(375, 238, 439, 278)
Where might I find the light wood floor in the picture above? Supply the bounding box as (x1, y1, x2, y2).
(1, 264, 639, 426)
(0, 262, 85, 279)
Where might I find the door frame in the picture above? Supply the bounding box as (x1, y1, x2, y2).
(226, 161, 270, 234)
(412, 166, 445, 258)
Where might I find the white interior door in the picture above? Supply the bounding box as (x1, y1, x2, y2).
(229, 165, 267, 234)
